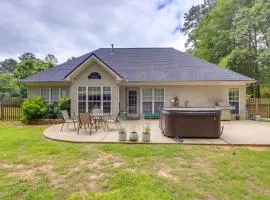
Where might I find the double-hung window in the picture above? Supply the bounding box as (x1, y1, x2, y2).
(40, 88, 50, 102)
(88, 87, 101, 112)
(40, 88, 69, 103)
(77, 86, 112, 114)
(142, 88, 153, 114)
(154, 88, 164, 113)
(229, 88, 240, 114)
(103, 87, 111, 114)
(60, 88, 69, 98)
(51, 88, 60, 103)
(142, 88, 164, 114)
(78, 87, 87, 113)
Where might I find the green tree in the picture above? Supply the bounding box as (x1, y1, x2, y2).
(0, 58, 18, 73)
(19, 52, 36, 61)
(14, 59, 53, 80)
(181, 0, 270, 97)
(0, 73, 20, 97)
(45, 54, 58, 66)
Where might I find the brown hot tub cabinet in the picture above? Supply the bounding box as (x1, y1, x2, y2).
(160, 108, 222, 138)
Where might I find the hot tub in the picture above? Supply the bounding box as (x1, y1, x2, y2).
(159, 107, 222, 138)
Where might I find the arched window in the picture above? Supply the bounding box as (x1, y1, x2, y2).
(88, 72, 101, 79)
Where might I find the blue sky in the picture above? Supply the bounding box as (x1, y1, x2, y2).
(0, 0, 202, 63)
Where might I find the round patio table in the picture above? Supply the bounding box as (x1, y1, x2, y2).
(92, 113, 107, 129)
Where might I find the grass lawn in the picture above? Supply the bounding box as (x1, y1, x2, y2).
(0, 122, 269, 200)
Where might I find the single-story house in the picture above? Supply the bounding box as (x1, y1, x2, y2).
(22, 47, 255, 119)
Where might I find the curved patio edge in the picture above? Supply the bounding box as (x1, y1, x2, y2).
(43, 123, 270, 146)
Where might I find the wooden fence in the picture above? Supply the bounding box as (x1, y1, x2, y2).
(0, 98, 24, 121)
(246, 98, 270, 119)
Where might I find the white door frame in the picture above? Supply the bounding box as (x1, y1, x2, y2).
(126, 87, 140, 118)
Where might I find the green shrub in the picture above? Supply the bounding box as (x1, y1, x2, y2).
(58, 97, 71, 113)
(45, 103, 59, 119)
(22, 97, 48, 122)
(261, 86, 270, 98)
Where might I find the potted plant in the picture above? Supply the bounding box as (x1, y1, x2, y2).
(235, 114, 240, 120)
(129, 125, 138, 141)
(142, 124, 151, 142)
(118, 128, 127, 141)
(255, 115, 261, 121)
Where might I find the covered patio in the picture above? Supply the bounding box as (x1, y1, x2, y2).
(43, 120, 270, 145)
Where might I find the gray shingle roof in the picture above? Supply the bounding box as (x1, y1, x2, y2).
(22, 48, 254, 82)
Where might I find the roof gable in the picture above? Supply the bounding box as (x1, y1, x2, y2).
(64, 54, 123, 81)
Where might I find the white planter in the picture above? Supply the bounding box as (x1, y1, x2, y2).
(255, 115, 261, 121)
(118, 132, 127, 141)
(142, 133, 150, 142)
(129, 132, 138, 141)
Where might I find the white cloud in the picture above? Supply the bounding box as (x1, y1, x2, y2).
(0, 0, 203, 63)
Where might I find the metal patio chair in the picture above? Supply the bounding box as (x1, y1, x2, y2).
(61, 110, 79, 131)
(77, 113, 97, 135)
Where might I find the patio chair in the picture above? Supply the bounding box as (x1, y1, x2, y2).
(61, 110, 79, 131)
(104, 110, 127, 130)
(77, 113, 97, 135)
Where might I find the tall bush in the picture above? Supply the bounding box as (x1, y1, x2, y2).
(58, 97, 71, 113)
(22, 97, 48, 122)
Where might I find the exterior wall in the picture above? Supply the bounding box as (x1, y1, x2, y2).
(164, 85, 246, 119)
(119, 85, 126, 110)
(70, 61, 119, 117)
(26, 79, 247, 119)
(120, 84, 247, 119)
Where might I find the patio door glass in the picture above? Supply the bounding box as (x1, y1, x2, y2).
(127, 88, 139, 118)
(128, 90, 137, 113)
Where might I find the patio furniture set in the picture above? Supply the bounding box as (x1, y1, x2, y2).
(60, 109, 123, 134)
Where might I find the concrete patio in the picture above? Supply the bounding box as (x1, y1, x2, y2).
(43, 120, 270, 145)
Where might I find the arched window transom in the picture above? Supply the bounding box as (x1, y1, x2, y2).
(88, 72, 101, 79)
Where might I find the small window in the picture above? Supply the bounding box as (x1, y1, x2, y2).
(60, 88, 69, 98)
(88, 72, 101, 79)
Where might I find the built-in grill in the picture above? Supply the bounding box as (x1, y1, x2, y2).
(215, 102, 233, 121)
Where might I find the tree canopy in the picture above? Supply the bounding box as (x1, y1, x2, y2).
(0, 53, 57, 98)
(14, 58, 53, 80)
(0, 73, 20, 97)
(181, 0, 270, 97)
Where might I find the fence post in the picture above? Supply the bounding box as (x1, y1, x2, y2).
(255, 98, 258, 116)
(0, 99, 2, 120)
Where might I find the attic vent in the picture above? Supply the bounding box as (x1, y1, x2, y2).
(110, 44, 115, 55)
(88, 72, 101, 79)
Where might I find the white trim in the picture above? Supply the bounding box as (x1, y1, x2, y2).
(140, 88, 143, 117)
(228, 87, 240, 115)
(152, 89, 154, 113)
(117, 86, 120, 114)
(65, 55, 123, 81)
(124, 80, 255, 86)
